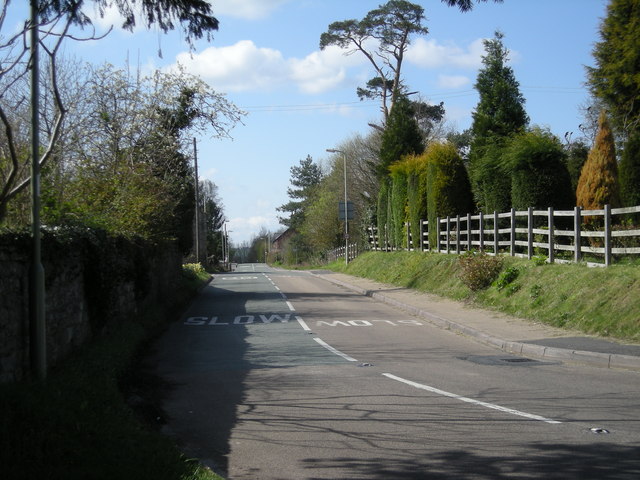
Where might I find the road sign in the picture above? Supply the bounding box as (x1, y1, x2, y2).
(338, 201, 354, 220)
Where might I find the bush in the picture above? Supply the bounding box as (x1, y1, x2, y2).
(457, 250, 503, 291)
(494, 265, 520, 290)
(426, 142, 474, 246)
(505, 128, 574, 209)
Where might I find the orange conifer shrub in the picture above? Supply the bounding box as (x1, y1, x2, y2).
(576, 111, 621, 211)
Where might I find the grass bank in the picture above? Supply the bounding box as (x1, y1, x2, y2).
(327, 251, 640, 342)
(0, 265, 223, 480)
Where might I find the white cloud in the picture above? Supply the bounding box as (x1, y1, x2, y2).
(174, 40, 288, 91)
(437, 74, 471, 89)
(172, 41, 363, 94)
(212, 0, 292, 20)
(407, 38, 486, 69)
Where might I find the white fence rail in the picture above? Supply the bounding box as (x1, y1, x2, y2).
(368, 204, 640, 267)
(326, 242, 361, 263)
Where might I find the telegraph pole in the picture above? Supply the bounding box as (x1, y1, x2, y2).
(30, 0, 46, 380)
(193, 138, 201, 264)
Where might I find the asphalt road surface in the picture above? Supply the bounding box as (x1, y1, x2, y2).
(147, 264, 640, 479)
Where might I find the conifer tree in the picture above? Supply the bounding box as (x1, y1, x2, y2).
(587, 0, 640, 135)
(619, 130, 640, 207)
(504, 129, 574, 210)
(376, 94, 424, 242)
(378, 95, 425, 178)
(426, 143, 474, 246)
(576, 111, 621, 211)
(277, 155, 323, 229)
(468, 31, 528, 212)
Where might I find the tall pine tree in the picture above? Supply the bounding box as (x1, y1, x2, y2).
(468, 31, 528, 212)
(587, 0, 640, 136)
(277, 155, 323, 230)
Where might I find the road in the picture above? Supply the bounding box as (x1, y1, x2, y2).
(147, 264, 640, 479)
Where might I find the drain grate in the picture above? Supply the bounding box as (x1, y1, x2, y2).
(458, 355, 552, 366)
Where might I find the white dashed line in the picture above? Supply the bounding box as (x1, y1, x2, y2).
(382, 373, 561, 425)
(296, 316, 311, 331)
(314, 338, 358, 362)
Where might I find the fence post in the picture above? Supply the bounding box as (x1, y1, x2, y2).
(445, 216, 450, 253)
(384, 224, 388, 252)
(605, 204, 612, 266)
(574, 207, 581, 263)
(548, 207, 555, 263)
(494, 211, 499, 255)
(527, 207, 533, 260)
(467, 213, 472, 252)
(419, 219, 424, 252)
(436, 217, 441, 252)
(456, 215, 461, 254)
(510, 208, 516, 256)
(479, 211, 484, 253)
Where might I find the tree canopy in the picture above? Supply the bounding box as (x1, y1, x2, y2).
(468, 31, 528, 212)
(441, 0, 504, 12)
(40, 0, 219, 47)
(277, 155, 323, 230)
(586, 0, 640, 136)
(320, 1, 428, 124)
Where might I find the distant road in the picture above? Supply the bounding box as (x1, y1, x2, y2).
(148, 263, 640, 479)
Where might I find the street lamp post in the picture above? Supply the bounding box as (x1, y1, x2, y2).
(326, 148, 349, 265)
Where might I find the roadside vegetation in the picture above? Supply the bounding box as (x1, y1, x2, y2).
(327, 251, 640, 342)
(0, 265, 222, 480)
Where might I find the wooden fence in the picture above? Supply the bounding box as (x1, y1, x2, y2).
(368, 204, 640, 267)
(326, 242, 361, 263)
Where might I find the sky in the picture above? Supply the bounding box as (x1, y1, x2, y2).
(9, 0, 610, 245)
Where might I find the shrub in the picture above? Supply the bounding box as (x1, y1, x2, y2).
(389, 163, 409, 248)
(504, 128, 574, 209)
(494, 265, 520, 290)
(576, 111, 621, 213)
(457, 251, 503, 291)
(426, 142, 474, 246)
(469, 140, 511, 213)
(182, 262, 205, 278)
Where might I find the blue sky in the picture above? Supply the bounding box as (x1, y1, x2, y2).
(10, 0, 609, 244)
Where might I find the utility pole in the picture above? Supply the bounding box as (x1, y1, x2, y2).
(193, 138, 200, 264)
(30, 0, 46, 380)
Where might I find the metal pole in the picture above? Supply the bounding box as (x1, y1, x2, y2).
(343, 152, 348, 265)
(193, 138, 200, 264)
(29, 0, 46, 380)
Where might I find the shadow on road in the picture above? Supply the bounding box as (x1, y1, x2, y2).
(301, 442, 640, 479)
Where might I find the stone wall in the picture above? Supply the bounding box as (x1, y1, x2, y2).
(0, 231, 181, 383)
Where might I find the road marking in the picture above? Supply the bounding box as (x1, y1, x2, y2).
(286, 301, 295, 311)
(296, 316, 311, 331)
(382, 373, 561, 425)
(314, 338, 358, 362)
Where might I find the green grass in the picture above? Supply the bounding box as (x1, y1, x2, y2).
(328, 251, 640, 342)
(0, 265, 222, 480)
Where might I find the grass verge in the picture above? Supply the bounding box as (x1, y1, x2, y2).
(327, 251, 640, 342)
(0, 265, 223, 480)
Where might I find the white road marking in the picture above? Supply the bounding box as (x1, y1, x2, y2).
(286, 301, 295, 311)
(296, 316, 311, 331)
(382, 373, 562, 425)
(314, 338, 358, 362)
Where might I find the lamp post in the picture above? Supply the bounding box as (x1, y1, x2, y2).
(326, 148, 349, 265)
